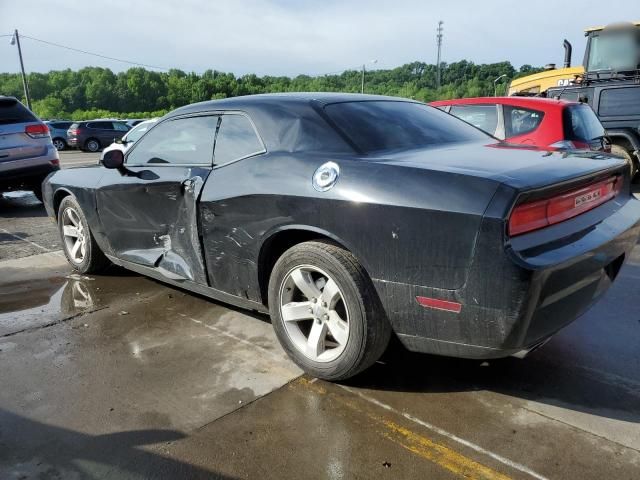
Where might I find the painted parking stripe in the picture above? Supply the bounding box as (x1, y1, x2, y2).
(0, 228, 63, 258)
(339, 384, 549, 480)
(296, 378, 516, 480)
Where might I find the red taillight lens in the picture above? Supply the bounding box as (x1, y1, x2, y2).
(509, 177, 622, 236)
(69, 129, 79, 135)
(51, 159, 60, 166)
(25, 123, 49, 138)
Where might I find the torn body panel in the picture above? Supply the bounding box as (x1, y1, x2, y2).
(95, 167, 210, 284)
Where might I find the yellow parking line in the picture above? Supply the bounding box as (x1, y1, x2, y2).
(295, 378, 512, 480)
(382, 420, 512, 480)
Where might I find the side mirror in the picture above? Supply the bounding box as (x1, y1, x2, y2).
(102, 149, 124, 169)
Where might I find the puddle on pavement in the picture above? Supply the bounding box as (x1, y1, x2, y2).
(0, 275, 100, 335)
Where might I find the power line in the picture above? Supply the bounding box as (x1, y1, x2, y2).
(19, 34, 171, 71)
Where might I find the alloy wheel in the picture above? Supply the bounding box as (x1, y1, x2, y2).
(279, 265, 350, 362)
(61, 207, 86, 264)
(53, 139, 65, 151)
(86, 140, 99, 152)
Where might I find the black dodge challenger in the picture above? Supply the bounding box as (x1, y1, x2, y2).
(43, 93, 640, 380)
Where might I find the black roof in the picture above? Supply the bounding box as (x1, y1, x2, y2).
(171, 92, 418, 116)
(167, 93, 420, 154)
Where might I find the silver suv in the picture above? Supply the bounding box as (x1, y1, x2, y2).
(0, 96, 59, 201)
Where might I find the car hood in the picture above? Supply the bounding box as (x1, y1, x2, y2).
(373, 140, 627, 190)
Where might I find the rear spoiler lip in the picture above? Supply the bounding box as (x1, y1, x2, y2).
(509, 164, 627, 206)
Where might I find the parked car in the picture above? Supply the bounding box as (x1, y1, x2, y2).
(430, 97, 616, 164)
(125, 119, 147, 128)
(43, 93, 640, 380)
(100, 118, 158, 159)
(0, 96, 59, 201)
(67, 120, 130, 152)
(45, 120, 74, 151)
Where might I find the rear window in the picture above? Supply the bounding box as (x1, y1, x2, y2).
(0, 98, 37, 125)
(449, 104, 499, 135)
(323, 101, 488, 154)
(564, 104, 605, 142)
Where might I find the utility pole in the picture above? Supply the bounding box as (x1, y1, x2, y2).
(10, 29, 32, 110)
(436, 21, 443, 90)
(361, 64, 365, 94)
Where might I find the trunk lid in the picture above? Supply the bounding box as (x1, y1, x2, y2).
(373, 140, 627, 191)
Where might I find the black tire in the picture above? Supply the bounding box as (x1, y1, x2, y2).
(84, 138, 101, 153)
(610, 144, 637, 180)
(52, 138, 66, 151)
(268, 240, 391, 381)
(57, 196, 110, 274)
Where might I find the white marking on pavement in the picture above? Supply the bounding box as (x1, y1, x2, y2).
(339, 385, 550, 480)
(182, 313, 295, 366)
(0, 227, 63, 256)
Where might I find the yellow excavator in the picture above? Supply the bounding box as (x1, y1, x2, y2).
(508, 21, 640, 96)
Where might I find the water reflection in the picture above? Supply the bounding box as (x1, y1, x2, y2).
(0, 276, 98, 334)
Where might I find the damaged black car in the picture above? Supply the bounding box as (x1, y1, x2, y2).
(42, 93, 640, 380)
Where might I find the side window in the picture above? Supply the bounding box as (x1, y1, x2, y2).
(504, 106, 544, 137)
(112, 122, 129, 132)
(449, 105, 499, 135)
(213, 114, 265, 166)
(127, 115, 218, 166)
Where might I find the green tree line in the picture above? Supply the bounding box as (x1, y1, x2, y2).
(0, 61, 542, 120)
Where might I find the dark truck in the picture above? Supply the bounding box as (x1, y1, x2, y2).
(549, 82, 640, 178)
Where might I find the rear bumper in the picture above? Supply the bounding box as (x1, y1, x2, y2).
(375, 194, 640, 359)
(0, 154, 60, 191)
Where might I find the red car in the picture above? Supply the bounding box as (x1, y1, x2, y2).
(430, 97, 609, 153)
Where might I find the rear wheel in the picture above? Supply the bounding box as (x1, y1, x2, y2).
(84, 138, 100, 153)
(52, 138, 66, 151)
(58, 196, 110, 274)
(268, 241, 391, 381)
(610, 144, 637, 180)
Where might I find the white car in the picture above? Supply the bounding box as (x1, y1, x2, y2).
(100, 118, 157, 161)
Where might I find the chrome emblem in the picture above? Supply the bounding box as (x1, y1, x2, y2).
(312, 162, 340, 192)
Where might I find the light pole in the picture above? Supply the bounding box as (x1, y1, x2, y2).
(493, 74, 507, 96)
(361, 59, 378, 94)
(10, 29, 32, 110)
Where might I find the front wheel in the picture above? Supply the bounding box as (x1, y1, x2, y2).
(268, 241, 391, 381)
(58, 196, 110, 274)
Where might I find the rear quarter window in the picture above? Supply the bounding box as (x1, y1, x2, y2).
(504, 106, 544, 137)
(214, 114, 265, 166)
(0, 98, 37, 125)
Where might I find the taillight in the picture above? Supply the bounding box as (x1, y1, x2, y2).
(69, 129, 79, 136)
(25, 123, 49, 139)
(51, 159, 60, 166)
(509, 177, 622, 236)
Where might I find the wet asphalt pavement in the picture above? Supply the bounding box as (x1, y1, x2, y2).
(0, 152, 639, 479)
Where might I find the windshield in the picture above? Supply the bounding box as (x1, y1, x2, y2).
(587, 29, 640, 71)
(125, 121, 154, 143)
(324, 101, 488, 154)
(564, 104, 605, 141)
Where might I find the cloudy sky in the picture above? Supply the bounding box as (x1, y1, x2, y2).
(0, 0, 637, 76)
